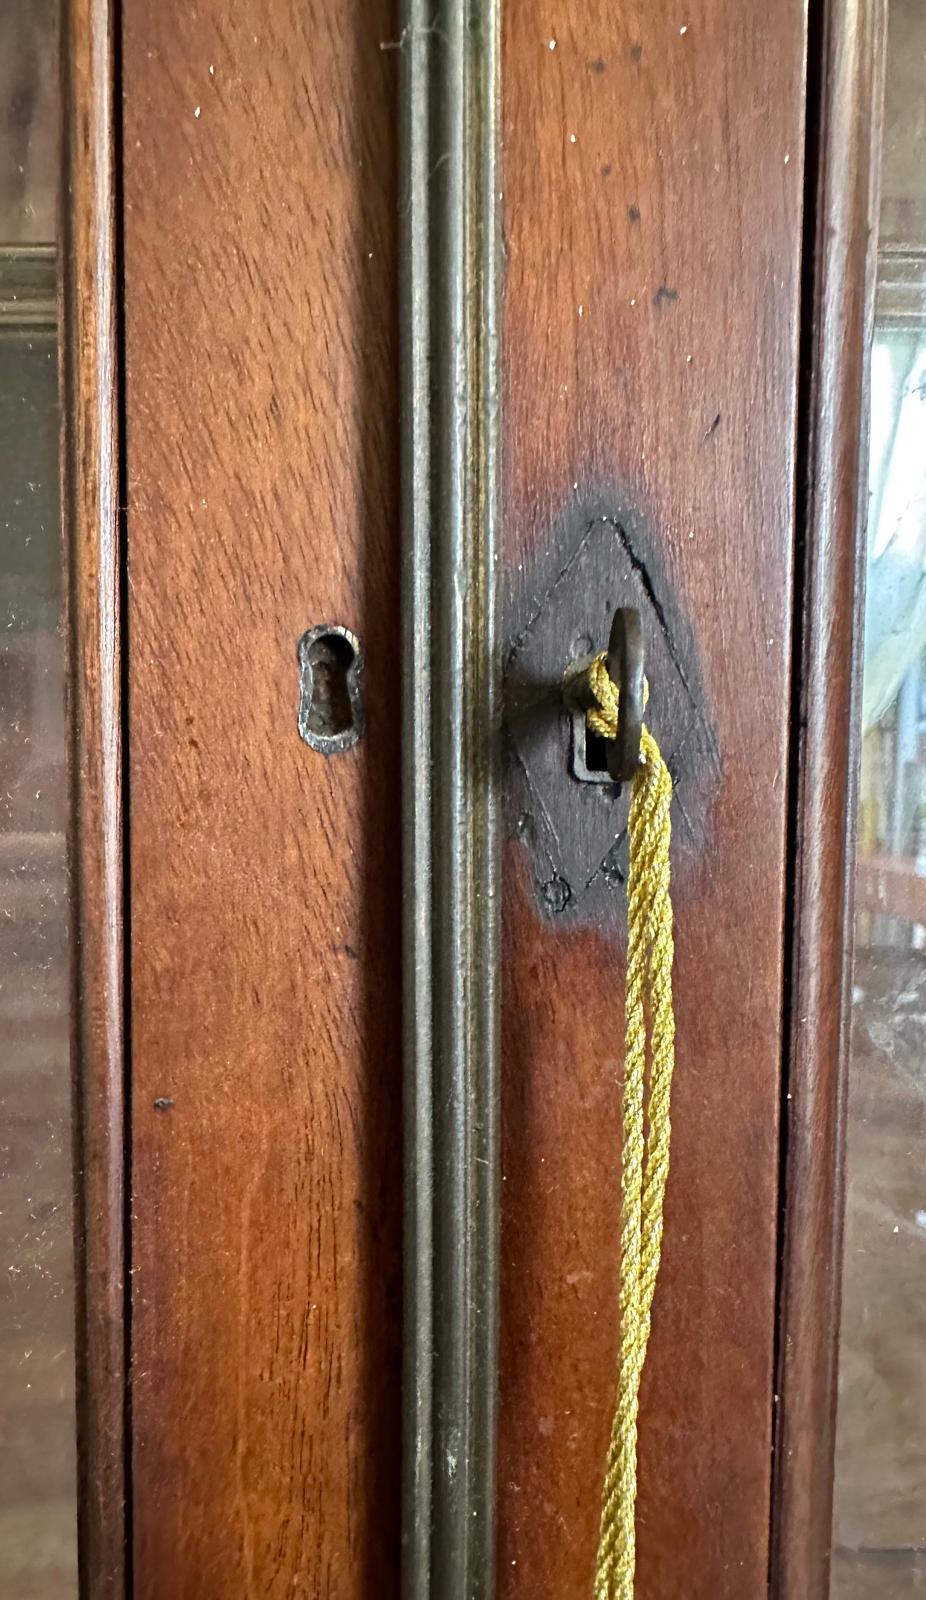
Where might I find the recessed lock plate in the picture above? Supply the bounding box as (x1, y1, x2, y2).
(504, 499, 718, 922)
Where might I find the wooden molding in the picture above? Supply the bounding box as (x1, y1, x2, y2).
(399, 2, 502, 1595)
(60, 0, 127, 1593)
(771, 1, 889, 1593)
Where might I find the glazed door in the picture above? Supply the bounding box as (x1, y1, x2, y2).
(59, 0, 889, 1597)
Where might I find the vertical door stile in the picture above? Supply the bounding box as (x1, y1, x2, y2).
(61, 0, 128, 1593)
(772, 1, 888, 1592)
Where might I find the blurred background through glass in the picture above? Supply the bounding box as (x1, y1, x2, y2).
(0, 2, 78, 1596)
(832, 2, 926, 1595)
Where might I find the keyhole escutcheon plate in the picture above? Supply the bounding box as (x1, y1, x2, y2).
(297, 624, 363, 754)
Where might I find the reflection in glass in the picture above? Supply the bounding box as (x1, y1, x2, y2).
(0, 2, 59, 244)
(0, 2, 78, 1596)
(832, 3, 926, 1595)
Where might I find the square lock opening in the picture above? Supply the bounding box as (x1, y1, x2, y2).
(571, 708, 616, 786)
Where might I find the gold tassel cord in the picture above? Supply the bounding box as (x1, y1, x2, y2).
(586, 652, 676, 1600)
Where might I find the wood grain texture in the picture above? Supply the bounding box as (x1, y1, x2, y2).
(120, 2, 402, 1594)
(498, 4, 806, 1594)
(60, 0, 127, 1592)
(771, 2, 888, 1593)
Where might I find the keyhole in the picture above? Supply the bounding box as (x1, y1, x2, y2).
(306, 634, 353, 735)
(563, 650, 617, 787)
(297, 625, 363, 753)
(584, 725, 610, 775)
(570, 708, 616, 785)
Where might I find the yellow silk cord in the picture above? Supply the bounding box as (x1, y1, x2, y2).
(586, 652, 676, 1600)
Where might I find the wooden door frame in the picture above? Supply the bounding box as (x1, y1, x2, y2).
(62, 0, 128, 1594)
(771, 0, 888, 1592)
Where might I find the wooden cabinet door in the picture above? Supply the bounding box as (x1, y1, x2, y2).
(498, 6, 805, 1591)
(123, 4, 403, 1595)
(63, 0, 883, 1596)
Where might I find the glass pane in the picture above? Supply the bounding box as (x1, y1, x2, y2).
(0, 2, 78, 1597)
(832, 1, 926, 1595)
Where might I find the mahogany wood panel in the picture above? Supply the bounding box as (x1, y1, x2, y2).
(498, 4, 806, 1595)
(61, 0, 127, 1591)
(121, 2, 401, 1595)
